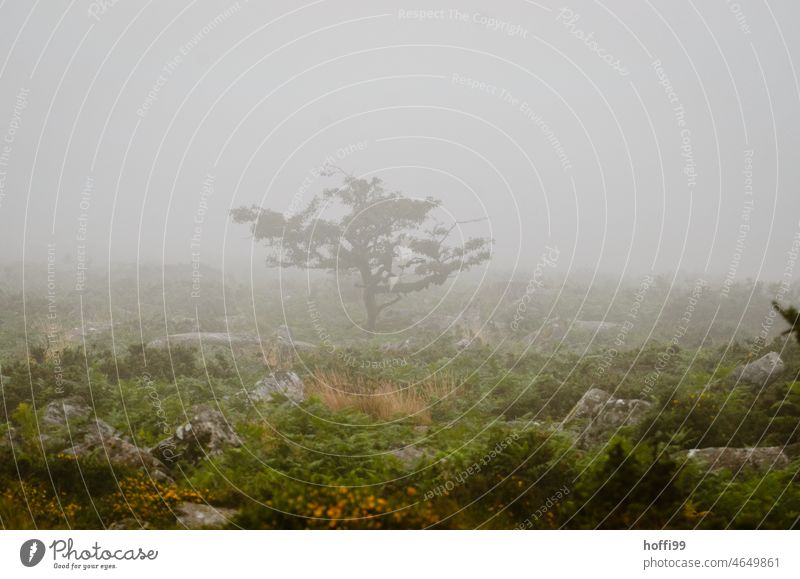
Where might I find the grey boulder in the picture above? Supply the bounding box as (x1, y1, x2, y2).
(175, 502, 237, 529)
(732, 352, 785, 386)
(389, 445, 428, 467)
(250, 371, 305, 403)
(562, 388, 651, 447)
(154, 405, 240, 464)
(687, 446, 789, 472)
(62, 434, 171, 482)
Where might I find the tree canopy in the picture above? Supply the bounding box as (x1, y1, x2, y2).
(232, 174, 492, 330)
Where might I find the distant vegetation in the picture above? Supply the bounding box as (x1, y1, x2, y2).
(0, 264, 799, 529)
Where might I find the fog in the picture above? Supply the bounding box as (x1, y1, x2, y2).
(1, 0, 799, 284)
(5, 2, 800, 539)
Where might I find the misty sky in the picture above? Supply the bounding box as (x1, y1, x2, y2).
(1, 0, 799, 284)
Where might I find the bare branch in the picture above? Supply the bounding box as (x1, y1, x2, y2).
(377, 294, 402, 313)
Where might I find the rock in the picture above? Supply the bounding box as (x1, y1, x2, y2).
(76, 417, 119, 443)
(41, 396, 92, 427)
(572, 320, 621, 332)
(732, 352, 785, 386)
(263, 326, 315, 368)
(38, 398, 171, 480)
(527, 318, 566, 344)
(687, 446, 790, 472)
(379, 338, 417, 354)
(175, 502, 237, 529)
(563, 389, 612, 421)
(455, 338, 472, 351)
(389, 445, 427, 466)
(0, 424, 18, 451)
(273, 324, 292, 341)
(43, 398, 119, 437)
(40, 398, 120, 449)
(62, 433, 171, 482)
(154, 405, 240, 463)
(562, 388, 651, 447)
(270, 325, 315, 351)
(598, 398, 651, 430)
(783, 442, 800, 460)
(147, 332, 259, 349)
(250, 371, 305, 403)
(108, 518, 153, 530)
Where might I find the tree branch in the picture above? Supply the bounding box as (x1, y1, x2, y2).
(438, 217, 489, 245)
(377, 295, 402, 313)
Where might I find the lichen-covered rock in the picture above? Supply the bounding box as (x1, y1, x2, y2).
(175, 502, 237, 529)
(154, 405, 240, 464)
(41, 396, 93, 428)
(389, 445, 427, 467)
(41, 397, 121, 453)
(62, 433, 171, 481)
(455, 338, 472, 351)
(687, 446, 789, 472)
(562, 388, 651, 447)
(593, 398, 651, 431)
(38, 398, 171, 480)
(732, 352, 785, 386)
(251, 371, 305, 403)
(563, 388, 612, 422)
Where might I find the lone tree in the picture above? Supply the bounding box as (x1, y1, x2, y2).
(232, 173, 492, 331)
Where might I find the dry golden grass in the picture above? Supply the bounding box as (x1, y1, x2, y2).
(307, 370, 458, 425)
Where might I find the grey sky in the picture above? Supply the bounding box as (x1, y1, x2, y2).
(1, 0, 799, 284)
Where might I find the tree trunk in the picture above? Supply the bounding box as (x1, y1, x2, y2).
(363, 286, 379, 331)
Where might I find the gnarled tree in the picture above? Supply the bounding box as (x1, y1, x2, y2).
(232, 174, 492, 331)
